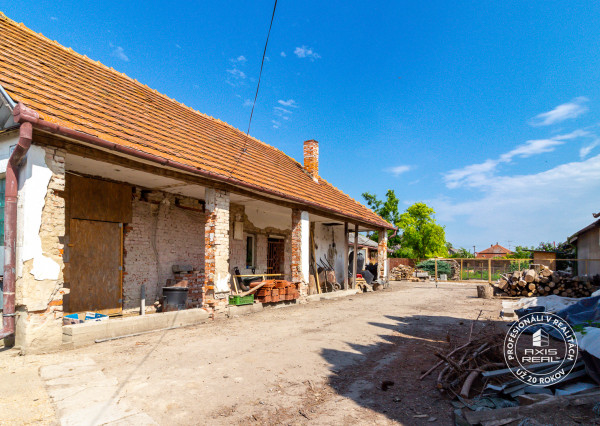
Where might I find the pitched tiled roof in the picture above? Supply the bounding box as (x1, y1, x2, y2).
(478, 244, 511, 254)
(0, 14, 393, 229)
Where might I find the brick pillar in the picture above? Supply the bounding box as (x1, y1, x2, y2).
(378, 229, 388, 281)
(291, 209, 310, 292)
(204, 188, 230, 302)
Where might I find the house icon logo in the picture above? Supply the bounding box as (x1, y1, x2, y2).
(532, 329, 549, 347)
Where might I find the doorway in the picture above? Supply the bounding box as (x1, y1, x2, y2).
(267, 238, 285, 276)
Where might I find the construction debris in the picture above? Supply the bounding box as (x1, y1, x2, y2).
(495, 265, 599, 298)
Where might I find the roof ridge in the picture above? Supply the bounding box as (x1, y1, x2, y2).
(0, 12, 299, 164)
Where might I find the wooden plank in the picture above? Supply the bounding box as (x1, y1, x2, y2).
(66, 219, 122, 315)
(69, 174, 132, 223)
(344, 222, 349, 290)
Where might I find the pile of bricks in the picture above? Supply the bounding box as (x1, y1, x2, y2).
(254, 280, 300, 303)
(166, 270, 207, 308)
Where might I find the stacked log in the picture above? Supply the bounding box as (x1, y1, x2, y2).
(390, 265, 415, 281)
(496, 265, 599, 298)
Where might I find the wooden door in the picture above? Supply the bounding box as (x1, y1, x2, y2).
(267, 238, 285, 275)
(68, 219, 122, 315)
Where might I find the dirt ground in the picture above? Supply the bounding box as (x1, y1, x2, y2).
(1, 281, 508, 425)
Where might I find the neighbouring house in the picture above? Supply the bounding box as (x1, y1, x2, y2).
(348, 233, 381, 265)
(568, 219, 600, 276)
(0, 14, 394, 353)
(475, 243, 512, 259)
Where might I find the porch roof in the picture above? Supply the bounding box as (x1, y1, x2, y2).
(0, 14, 394, 230)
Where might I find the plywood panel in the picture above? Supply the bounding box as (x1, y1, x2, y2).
(67, 219, 122, 315)
(69, 174, 132, 222)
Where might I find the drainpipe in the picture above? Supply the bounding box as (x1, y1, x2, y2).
(0, 119, 32, 339)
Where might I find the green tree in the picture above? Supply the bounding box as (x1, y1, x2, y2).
(449, 247, 475, 258)
(398, 202, 447, 259)
(505, 245, 533, 260)
(362, 190, 402, 255)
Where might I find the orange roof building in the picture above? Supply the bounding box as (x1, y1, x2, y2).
(0, 14, 393, 352)
(475, 243, 513, 259)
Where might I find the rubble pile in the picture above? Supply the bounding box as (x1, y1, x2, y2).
(496, 265, 599, 298)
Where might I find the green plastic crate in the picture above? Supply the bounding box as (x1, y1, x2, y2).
(229, 294, 254, 306)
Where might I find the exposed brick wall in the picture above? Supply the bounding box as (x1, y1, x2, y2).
(378, 229, 388, 280)
(229, 203, 292, 281)
(123, 189, 205, 311)
(15, 146, 66, 352)
(291, 209, 303, 282)
(204, 188, 230, 303)
(303, 140, 319, 179)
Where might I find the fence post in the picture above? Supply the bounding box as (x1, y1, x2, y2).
(460, 259, 463, 282)
(435, 259, 438, 283)
(488, 258, 492, 284)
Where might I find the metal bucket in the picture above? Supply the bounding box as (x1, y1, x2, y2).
(162, 287, 188, 311)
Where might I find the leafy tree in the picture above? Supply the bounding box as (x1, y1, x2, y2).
(449, 247, 475, 258)
(398, 202, 447, 259)
(505, 245, 533, 260)
(362, 190, 402, 255)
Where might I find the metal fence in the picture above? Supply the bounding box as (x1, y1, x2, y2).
(428, 258, 600, 283)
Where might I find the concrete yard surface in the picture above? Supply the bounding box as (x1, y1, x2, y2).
(0, 281, 503, 425)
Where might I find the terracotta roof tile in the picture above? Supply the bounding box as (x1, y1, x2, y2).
(0, 14, 393, 229)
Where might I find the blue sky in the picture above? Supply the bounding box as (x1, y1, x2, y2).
(4, 1, 600, 252)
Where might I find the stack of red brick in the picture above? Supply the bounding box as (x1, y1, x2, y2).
(166, 271, 206, 308)
(253, 280, 300, 303)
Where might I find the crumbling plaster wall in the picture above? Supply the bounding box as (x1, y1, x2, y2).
(13, 144, 66, 353)
(123, 188, 205, 311)
(313, 223, 346, 284)
(229, 203, 292, 281)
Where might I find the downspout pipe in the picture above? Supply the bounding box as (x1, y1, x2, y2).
(11, 103, 394, 231)
(0, 118, 32, 339)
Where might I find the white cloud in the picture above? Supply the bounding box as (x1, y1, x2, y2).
(111, 46, 129, 62)
(175, 44, 181, 49)
(444, 129, 592, 189)
(272, 120, 281, 129)
(50, 16, 58, 21)
(529, 97, 589, 126)
(435, 154, 600, 248)
(274, 106, 292, 117)
(278, 99, 298, 108)
(580, 139, 600, 159)
(294, 46, 321, 60)
(227, 68, 246, 79)
(385, 165, 412, 176)
(280, 51, 286, 57)
(231, 55, 247, 63)
(243, 99, 253, 107)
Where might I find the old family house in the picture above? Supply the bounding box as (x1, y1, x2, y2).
(0, 15, 393, 352)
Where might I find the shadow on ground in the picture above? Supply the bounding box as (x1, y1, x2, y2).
(320, 314, 506, 424)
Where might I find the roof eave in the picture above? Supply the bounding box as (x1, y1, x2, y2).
(14, 103, 395, 230)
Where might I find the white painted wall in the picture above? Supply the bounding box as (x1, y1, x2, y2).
(300, 211, 310, 282)
(16, 145, 60, 281)
(314, 223, 346, 284)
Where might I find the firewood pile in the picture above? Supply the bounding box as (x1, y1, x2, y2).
(390, 265, 415, 281)
(495, 265, 599, 298)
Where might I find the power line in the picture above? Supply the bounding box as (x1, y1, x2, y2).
(227, 0, 277, 180)
(247, 0, 278, 135)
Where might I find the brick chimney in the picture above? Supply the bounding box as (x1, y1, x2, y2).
(303, 139, 319, 180)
